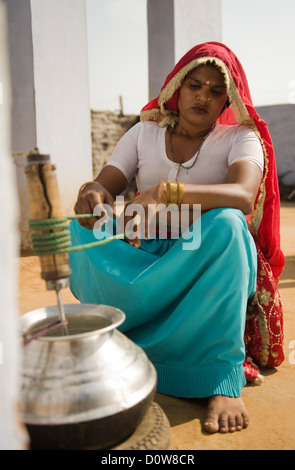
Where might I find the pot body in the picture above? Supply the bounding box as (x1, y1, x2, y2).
(20, 304, 157, 449)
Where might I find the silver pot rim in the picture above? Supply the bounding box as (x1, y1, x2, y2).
(20, 303, 126, 342)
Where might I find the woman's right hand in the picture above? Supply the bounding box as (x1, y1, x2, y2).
(74, 182, 114, 230)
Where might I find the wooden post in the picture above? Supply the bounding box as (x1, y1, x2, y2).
(119, 95, 124, 116)
(25, 151, 72, 284)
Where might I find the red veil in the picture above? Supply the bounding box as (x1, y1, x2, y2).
(140, 42, 285, 379)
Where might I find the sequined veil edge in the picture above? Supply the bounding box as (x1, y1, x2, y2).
(140, 56, 284, 382)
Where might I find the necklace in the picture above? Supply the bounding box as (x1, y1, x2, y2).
(168, 124, 216, 173)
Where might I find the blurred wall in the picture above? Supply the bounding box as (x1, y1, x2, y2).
(257, 104, 295, 186)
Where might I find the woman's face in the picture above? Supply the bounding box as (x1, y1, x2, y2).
(177, 65, 228, 130)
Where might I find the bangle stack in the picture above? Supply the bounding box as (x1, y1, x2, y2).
(78, 181, 101, 198)
(161, 180, 184, 206)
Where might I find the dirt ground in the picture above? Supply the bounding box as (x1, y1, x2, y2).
(17, 202, 295, 451)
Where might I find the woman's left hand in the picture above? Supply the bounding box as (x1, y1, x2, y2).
(121, 182, 167, 247)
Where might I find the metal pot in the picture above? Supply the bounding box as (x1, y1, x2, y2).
(19, 304, 157, 450)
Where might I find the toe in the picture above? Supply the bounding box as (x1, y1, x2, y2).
(242, 411, 250, 429)
(219, 413, 229, 433)
(228, 416, 237, 432)
(203, 408, 219, 433)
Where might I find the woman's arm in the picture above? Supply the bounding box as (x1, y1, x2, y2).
(181, 160, 263, 215)
(74, 165, 128, 229)
(74, 122, 140, 229)
(94, 165, 129, 198)
(122, 159, 262, 248)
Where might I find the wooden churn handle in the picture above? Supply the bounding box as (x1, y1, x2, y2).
(25, 150, 72, 285)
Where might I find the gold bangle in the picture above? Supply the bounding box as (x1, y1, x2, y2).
(167, 181, 178, 205)
(78, 181, 101, 198)
(160, 180, 168, 205)
(177, 182, 184, 206)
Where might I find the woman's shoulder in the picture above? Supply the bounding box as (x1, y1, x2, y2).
(127, 120, 165, 139)
(215, 123, 260, 142)
(135, 120, 164, 131)
(128, 120, 162, 128)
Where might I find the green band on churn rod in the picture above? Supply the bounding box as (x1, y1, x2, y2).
(29, 214, 126, 256)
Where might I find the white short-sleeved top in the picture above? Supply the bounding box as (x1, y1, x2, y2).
(106, 121, 264, 193)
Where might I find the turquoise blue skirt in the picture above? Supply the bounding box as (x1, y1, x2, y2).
(69, 208, 257, 398)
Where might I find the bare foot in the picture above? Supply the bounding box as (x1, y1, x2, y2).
(203, 395, 249, 433)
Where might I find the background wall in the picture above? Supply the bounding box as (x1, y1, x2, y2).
(256, 104, 295, 188)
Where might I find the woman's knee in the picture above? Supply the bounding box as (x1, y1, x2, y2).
(203, 208, 246, 237)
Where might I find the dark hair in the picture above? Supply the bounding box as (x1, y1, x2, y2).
(223, 98, 231, 110)
(204, 60, 231, 111)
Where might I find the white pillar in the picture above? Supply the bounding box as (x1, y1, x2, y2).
(147, 0, 222, 99)
(6, 0, 93, 252)
(147, 0, 175, 100)
(0, 0, 28, 450)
